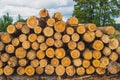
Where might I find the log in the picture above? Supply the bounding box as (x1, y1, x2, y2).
(47, 18, 55, 26)
(62, 34, 70, 43)
(18, 59, 27, 67)
(68, 41, 77, 50)
(8, 56, 17, 67)
(0, 60, 3, 68)
(86, 66, 95, 74)
(93, 50, 102, 59)
(54, 21, 66, 33)
(15, 47, 26, 59)
(31, 42, 39, 50)
(1, 33, 11, 44)
(109, 52, 118, 62)
(83, 31, 95, 43)
(92, 59, 100, 67)
(67, 17, 78, 26)
(15, 22, 25, 29)
(26, 16, 39, 29)
(95, 29, 103, 38)
(36, 50, 45, 59)
(92, 40, 104, 51)
(73, 58, 82, 67)
(34, 26, 42, 34)
(77, 25, 86, 34)
(36, 66, 44, 75)
(22, 41, 30, 49)
(39, 43, 48, 51)
(21, 25, 30, 34)
(39, 9, 49, 18)
(51, 58, 59, 67)
(25, 66, 35, 76)
(55, 48, 66, 59)
(66, 66, 75, 76)
(27, 50, 36, 60)
(18, 34, 27, 42)
(71, 33, 80, 42)
(5, 44, 15, 54)
(100, 57, 109, 68)
(17, 67, 25, 75)
(77, 41, 85, 51)
(83, 49, 92, 60)
(70, 49, 80, 59)
(0, 68, 3, 75)
(76, 67, 85, 76)
(46, 38, 54, 46)
(11, 38, 20, 47)
(108, 38, 119, 50)
(0, 41, 5, 51)
(37, 35, 45, 43)
(82, 59, 90, 68)
(7, 25, 16, 34)
(96, 67, 106, 75)
(54, 33, 62, 40)
(102, 47, 111, 56)
(55, 65, 65, 76)
(85, 23, 96, 32)
(30, 59, 39, 68)
(53, 12, 62, 21)
(45, 64, 54, 75)
(39, 59, 48, 67)
(28, 34, 37, 42)
(46, 48, 54, 58)
(116, 46, 120, 54)
(54, 40, 63, 48)
(61, 57, 71, 67)
(43, 27, 54, 37)
(101, 34, 110, 43)
(0, 53, 10, 62)
(66, 27, 74, 35)
(4, 65, 14, 76)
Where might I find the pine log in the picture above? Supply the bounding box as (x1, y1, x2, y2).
(61, 57, 71, 67)
(7, 25, 16, 34)
(83, 49, 92, 60)
(25, 66, 35, 76)
(39, 59, 48, 67)
(0, 41, 5, 51)
(34, 26, 42, 34)
(0, 53, 10, 62)
(45, 64, 54, 75)
(76, 67, 85, 76)
(66, 27, 74, 35)
(66, 66, 75, 76)
(95, 29, 103, 38)
(68, 41, 76, 50)
(11, 38, 20, 47)
(4, 65, 14, 76)
(71, 33, 80, 42)
(54, 40, 63, 48)
(116, 46, 120, 54)
(36, 66, 44, 75)
(39, 9, 49, 18)
(73, 58, 82, 67)
(77, 41, 85, 51)
(85, 23, 96, 31)
(55, 48, 66, 59)
(55, 65, 65, 76)
(108, 38, 119, 50)
(43, 27, 54, 37)
(51, 58, 59, 67)
(92, 59, 100, 67)
(86, 66, 95, 74)
(17, 67, 25, 75)
(28, 34, 37, 42)
(0, 68, 3, 75)
(70, 49, 80, 59)
(46, 48, 54, 58)
(39, 43, 48, 51)
(53, 12, 62, 21)
(54, 21, 66, 33)
(22, 41, 30, 49)
(62, 34, 70, 43)
(83, 31, 95, 43)
(67, 17, 78, 26)
(100, 57, 109, 68)
(0, 60, 3, 68)
(82, 59, 90, 68)
(36, 50, 45, 59)
(18, 59, 27, 67)
(54, 32, 62, 40)
(27, 50, 36, 60)
(77, 25, 86, 34)
(93, 50, 102, 59)
(109, 52, 118, 62)
(101, 34, 110, 43)
(19, 34, 27, 42)
(31, 42, 39, 51)
(8, 56, 17, 67)
(21, 25, 30, 34)
(47, 18, 55, 26)
(102, 47, 111, 56)
(30, 59, 39, 68)
(5, 44, 15, 54)
(26, 16, 39, 29)
(92, 40, 104, 51)
(46, 38, 54, 46)
(1, 33, 11, 44)
(96, 67, 106, 75)
(15, 22, 25, 29)
(15, 47, 26, 59)
(37, 35, 45, 43)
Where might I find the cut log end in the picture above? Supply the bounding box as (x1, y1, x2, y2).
(4, 65, 14, 76)
(55, 65, 65, 76)
(93, 40, 104, 51)
(76, 67, 85, 76)
(17, 67, 25, 75)
(55, 48, 65, 59)
(53, 12, 62, 21)
(68, 17, 78, 26)
(7, 25, 16, 34)
(1, 33, 11, 44)
(108, 38, 119, 50)
(61, 57, 71, 67)
(39, 9, 49, 18)
(70, 49, 80, 59)
(25, 66, 35, 76)
(45, 65, 54, 75)
(77, 25, 86, 34)
(66, 66, 75, 76)
(47, 18, 55, 26)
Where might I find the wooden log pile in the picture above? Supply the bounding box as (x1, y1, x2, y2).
(0, 9, 120, 77)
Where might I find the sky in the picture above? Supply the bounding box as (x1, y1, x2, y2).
(0, 0, 120, 23)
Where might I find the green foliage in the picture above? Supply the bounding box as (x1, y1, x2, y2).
(110, 34, 120, 39)
(73, 0, 120, 26)
(17, 14, 26, 22)
(0, 13, 13, 32)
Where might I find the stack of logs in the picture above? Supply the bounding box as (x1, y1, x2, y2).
(0, 9, 120, 77)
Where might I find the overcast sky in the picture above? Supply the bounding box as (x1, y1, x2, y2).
(0, 0, 120, 23)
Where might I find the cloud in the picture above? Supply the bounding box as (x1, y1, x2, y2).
(115, 18, 120, 23)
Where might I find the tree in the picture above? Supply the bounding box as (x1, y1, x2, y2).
(0, 13, 13, 32)
(73, 0, 120, 26)
(17, 14, 26, 22)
